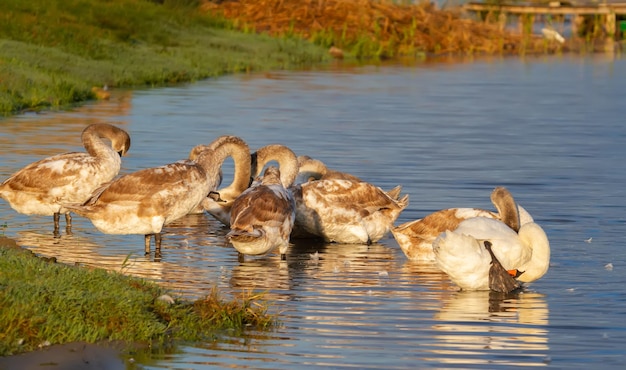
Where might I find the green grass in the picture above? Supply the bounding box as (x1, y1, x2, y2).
(0, 0, 328, 116)
(0, 240, 278, 356)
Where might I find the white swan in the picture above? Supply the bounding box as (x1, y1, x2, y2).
(432, 189, 550, 292)
(391, 187, 533, 261)
(65, 145, 227, 257)
(228, 166, 296, 261)
(433, 217, 550, 291)
(187, 136, 251, 225)
(0, 123, 131, 234)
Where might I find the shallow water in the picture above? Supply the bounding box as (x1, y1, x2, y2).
(1, 54, 626, 369)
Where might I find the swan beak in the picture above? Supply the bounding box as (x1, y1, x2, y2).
(508, 269, 525, 278)
(208, 191, 225, 203)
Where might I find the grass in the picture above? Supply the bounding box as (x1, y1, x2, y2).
(0, 239, 278, 357)
(0, 0, 329, 116)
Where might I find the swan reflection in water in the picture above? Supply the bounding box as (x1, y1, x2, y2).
(229, 240, 399, 302)
(15, 213, 234, 299)
(230, 257, 293, 302)
(426, 290, 550, 366)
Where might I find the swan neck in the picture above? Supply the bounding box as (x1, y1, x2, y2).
(81, 123, 129, 160)
(517, 223, 551, 282)
(216, 139, 251, 194)
(491, 187, 520, 232)
(253, 145, 298, 188)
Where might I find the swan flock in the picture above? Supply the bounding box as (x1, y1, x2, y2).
(0, 125, 550, 292)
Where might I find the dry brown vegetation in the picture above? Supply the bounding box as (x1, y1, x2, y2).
(201, 0, 550, 58)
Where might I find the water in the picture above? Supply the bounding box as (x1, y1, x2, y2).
(1, 54, 625, 369)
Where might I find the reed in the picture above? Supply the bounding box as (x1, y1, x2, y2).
(202, 0, 549, 58)
(0, 240, 278, 356)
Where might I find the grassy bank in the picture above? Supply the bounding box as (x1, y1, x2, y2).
(0, 238, 277, 357)
(0, 0, 328, 116)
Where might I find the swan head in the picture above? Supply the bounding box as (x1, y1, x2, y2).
(84, 123, 131, 157)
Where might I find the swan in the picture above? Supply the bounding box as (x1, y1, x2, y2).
(391, 187, 534, 261)
(433, 215, 550, 292)
(0, 123, 131, 235)
(228, 166, 296, 261)
(64, 145, 227, 257)
(187, 136, 251, 225)
(292, 179, 409, 244)
(251, 147, 408, 244)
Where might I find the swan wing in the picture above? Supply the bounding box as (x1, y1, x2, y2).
(434, 230, 491, 291)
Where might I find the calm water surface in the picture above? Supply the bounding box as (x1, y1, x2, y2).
(1, 55, 625, 369)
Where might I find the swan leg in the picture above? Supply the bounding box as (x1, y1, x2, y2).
(155, 233, 162, 259)
(65, 213, 72, 235)
(144, 234, 152, 255)
(279, 243, 289, 261)
(238, 252, 245, 263)
(53, 212, 61, 235)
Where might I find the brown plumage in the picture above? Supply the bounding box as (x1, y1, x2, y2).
(228, 166, 296, 261)
(189, 136, 251, 225)
(0, 123, 131, 234)
(66, 147, 224, 257)
(295, 155, 363, 184)
(293, 178, 409, 244)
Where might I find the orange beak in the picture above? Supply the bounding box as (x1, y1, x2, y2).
(508, 269, 521, 278)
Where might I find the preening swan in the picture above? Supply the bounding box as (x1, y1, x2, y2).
(228, 166, 296, 261)
(432, 189, 550, 292)
(391, 187, 533, 261)
(228, 144, 299, 260)
(187, 136, 251, 225)
(251, 147, 409, 244)
(292, 179, 409, 244)
(65, 146, 226, 257)
(0, 123, 131, 235)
